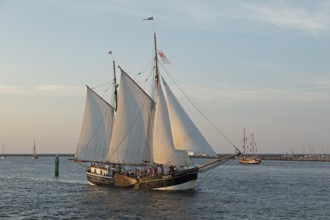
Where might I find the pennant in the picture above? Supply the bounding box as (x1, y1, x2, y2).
(158, 50, 171, 64)
(143, 17, 153, 20)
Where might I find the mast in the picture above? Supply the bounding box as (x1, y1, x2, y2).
(33, 137, 36, 155)
(252, 133, 255, 154)
(113, 60, 118, 111)
(243, 128, 245, 154)
(109, 51, 118, 111)
(154, 32, 159, 91)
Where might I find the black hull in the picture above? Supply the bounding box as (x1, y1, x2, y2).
(86, 172, 114, 186)
(134, 167, 199, 190)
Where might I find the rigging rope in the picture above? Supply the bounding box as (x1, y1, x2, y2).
(134, 59, 156, 98)
(74, 160, 89, 168)
(91, 81, 112, 90)
(135, 60, 154, 80)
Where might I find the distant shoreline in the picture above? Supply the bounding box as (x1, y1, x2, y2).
(2, 154, 74, 157)
(199, 154, 330, 162)
(3, 153, 330, 162)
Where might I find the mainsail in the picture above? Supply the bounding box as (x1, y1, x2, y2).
(106, 69, 155, 165)
(162, 78, 217, 157)
(75, 86, 114, 162)
(152, 79, 194, 167)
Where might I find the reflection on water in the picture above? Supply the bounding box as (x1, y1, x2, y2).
(0, 157, 330, 219)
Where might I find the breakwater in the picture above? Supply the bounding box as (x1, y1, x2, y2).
(2, 154, 74, 157)
(214, 154, 330, 162)
(4, 154, 330, 162)
(261, 154, 330, 162)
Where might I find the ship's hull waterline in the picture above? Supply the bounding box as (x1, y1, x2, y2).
(86, 167, 199, 191)
(86, 172, 114, 186)
(134, 168, 198, 191)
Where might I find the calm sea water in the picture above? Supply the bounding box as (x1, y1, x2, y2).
(0, 156, 329, 219)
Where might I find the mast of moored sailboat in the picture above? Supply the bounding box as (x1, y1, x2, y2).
(32, 137, 39, 159)
(243, 128, 246, 154)
(33, 137, 36, 155)
(251, 133, 255, 154)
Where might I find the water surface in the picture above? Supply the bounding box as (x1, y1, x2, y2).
(0, 157, 329, 219)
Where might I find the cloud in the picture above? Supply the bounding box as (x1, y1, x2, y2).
(107, 1, 330, 35)
(167, 1, 330, 34)
(240, 2, 330, 34)
(312, 79, 330, 86)
(43, 1, 330, 35)
(179, 84, 330, 103)
(0, 84, 84, 97)
(0, 85, 26, 95)
(35, 85, 83, 96)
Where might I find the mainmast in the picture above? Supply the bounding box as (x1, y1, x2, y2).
(113, 60, 118, 111)
(109, 51, 118, 111)
(142, 16, 158, 98)
(154, 32, 159, 91)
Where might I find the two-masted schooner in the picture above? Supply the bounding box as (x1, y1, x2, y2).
(236, 128, 261, 164)
(74, 24, 240, 190)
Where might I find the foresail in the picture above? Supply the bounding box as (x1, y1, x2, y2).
(153, 81, 194, 167)
(75, 86, 114, 162)
(162, 78, 217, 157)
(106, 69, 155, 164)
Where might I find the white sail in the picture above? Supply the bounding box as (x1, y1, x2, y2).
(153, 81, 194, 167)
(107, 69, 155, 164)
(75, 86, 114, 162)
(162, 78, 217, 157)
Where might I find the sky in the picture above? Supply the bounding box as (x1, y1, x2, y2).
(1, 0, 330, 154)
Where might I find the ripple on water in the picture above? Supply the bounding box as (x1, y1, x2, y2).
(1, 158, 330, 219)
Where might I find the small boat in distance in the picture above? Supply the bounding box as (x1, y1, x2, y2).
(237, 128, 261, 164)
(32, 138, 39, 159)
(1, 143, 5, 159)
(238, 155, 261, 164)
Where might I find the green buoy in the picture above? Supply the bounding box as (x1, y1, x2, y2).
(55, 155, 60, 176)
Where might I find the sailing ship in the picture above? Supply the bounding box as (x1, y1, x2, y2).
(1, 143, 5, 159)
(32, 138, 39, 159)
(237, 128, 261, 164)
(74, 24, 240, 190)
